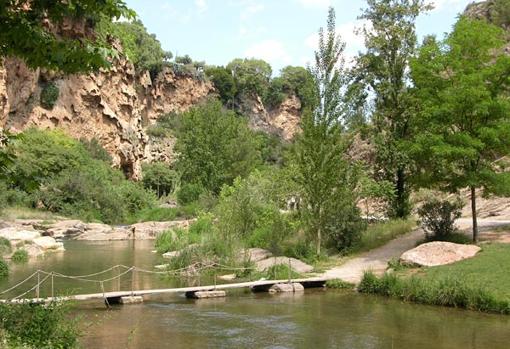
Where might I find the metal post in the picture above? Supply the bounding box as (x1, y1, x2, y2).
(117, 266, 121, 292)
(288, 258, 291, 284)
(131, 267, 135, 296)
(36, 271, 40, 299)
(51, 272, 54, 299)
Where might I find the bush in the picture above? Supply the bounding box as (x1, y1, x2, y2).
(142, 162, 177, 197)
(326, 279, 355, 289)
(11, 249, 28, 263)
(80, 138, 112, 163)
(264, 264, 301, 280)
(155, 230, 175, 254)
(0, 302, 79, 348)
(0, 259, 8, 279)
(177, 183, 204, 205)
(0, 237, 11, 255)
(418, 197, 464, 241)
(40, 82, 59, 110)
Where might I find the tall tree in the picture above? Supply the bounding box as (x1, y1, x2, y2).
(355, 0, 431, 218)
(294, 8, 362, 256)
(411, 17, 510, 241)
(0, 0, 134, 73)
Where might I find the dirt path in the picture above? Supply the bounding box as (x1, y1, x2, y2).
(323, 218, 510, 284)
(323, 229, 425, 283)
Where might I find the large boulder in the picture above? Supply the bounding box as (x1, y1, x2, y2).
(400, 241, 481, 267)
(269, 283, 305, 293)
(0, 228, 40, 242)
(255, 257, 314, 273)
(33, 236, 65, 251)
(131, 220, 193, 239)
(238, 248, 273, 262)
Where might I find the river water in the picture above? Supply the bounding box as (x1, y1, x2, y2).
(1, 241, 509, 349)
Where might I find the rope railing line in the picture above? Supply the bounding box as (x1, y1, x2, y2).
(13, 273, 51, 300)
(0, 270, 40, 295)
(1, 262, 264, 300)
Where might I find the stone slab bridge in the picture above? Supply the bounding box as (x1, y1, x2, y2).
(0, 265, 329, 306)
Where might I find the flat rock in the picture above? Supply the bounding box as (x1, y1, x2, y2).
(33, 236, 64, 251)
(269, 283, 305, 293)
(119, 296, 144, 304)
(218, 274, 236, 281)
(256, 257, 313, 273)
(239, 248, 273, 262)
(131, 220, 193, 239)
(190, 290, 227, 299)
(0, 228, 41, 242)
(400, 241, 481, 267)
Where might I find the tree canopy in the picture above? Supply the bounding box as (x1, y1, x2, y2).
(411, 17, 510, 241)
(0, 0, 134, 73)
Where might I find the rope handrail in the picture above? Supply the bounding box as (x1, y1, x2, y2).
(0, 262, 261, 300)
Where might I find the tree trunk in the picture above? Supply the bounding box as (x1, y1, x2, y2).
(471, 186, 478, 243)
(317, 226, 321, 257)
(394, 167, 408, 218)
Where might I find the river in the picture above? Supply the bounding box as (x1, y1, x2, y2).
(1, 241, 509, 349)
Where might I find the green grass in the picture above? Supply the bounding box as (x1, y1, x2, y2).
(326, 279, 355, 289)
(0, 207, 64, 221)
(416, 243, 510, 299)
(0, 259, 8, 279)
(353, 219, 416, 253)
(359, 243, 510, 314)
(263, 264, 302, 280)
(0, 238, 11, 256)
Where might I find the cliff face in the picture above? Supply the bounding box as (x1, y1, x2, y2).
(241, 94, 302, 141)
(0, 52, 214, 179)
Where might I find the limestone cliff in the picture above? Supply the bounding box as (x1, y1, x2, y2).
(0, 52, 214, 179)
(241, 94, 302, 141)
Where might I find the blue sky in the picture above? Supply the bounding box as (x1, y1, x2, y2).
(125, 0, 474, 74)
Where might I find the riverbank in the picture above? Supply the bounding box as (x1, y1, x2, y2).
(358, 243, 510, 314)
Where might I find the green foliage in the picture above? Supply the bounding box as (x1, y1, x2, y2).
(11, 249, 28, 264)
(293, 8, 363, 256)
(96, 18, 167, 74)
(205, 66, 237, 106)
(226, 58, 272, 100)
(39, 82, 59, 110)
(215, 171, 296, 253)
(417, 198, 464, 241)
(411, 17, 510, 241)
(358, 271, 510, 314)
(266, 66, 316, 109)
(0, 259, 8, 279)
(0, 237, 11, 256)
(79, 138, 112, 163)
(0, 1, 134, 73)
(146, 113, 182, 138)
(176, 99, 262, 194)
(177, 183, 204, 205)
(175, 55, 193, 65)
(353, 219, 415, 253)
(490, 0, 510, 27)
(0, 302, 79, 348)
(356, 0, 432, 219)
(326, 279, 355, 289)
(155, 230, 175, 254)
(264, 264, 301, 280)
(142, 162, 177, 198)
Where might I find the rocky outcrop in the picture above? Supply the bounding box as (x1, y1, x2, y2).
(400, 241, 481, 267)
(242, 94, 301, 141)
(0, 51, 214, 179)
(269, 283, 304, 293)
(0, 227, 64, 258)
(0, 218, 193, 241)
(255, 256, 314, 274)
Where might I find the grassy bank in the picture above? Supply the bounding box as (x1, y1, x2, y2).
(352, 219, 416, 253)
(358, 243, 510, 314)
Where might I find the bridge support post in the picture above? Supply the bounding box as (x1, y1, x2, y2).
(36, 271, 40, 299)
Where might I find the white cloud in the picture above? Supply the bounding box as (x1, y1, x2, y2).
(298, 0, 331, 8)
(244, 39, 291, 64)
(195, 0, 207, 13)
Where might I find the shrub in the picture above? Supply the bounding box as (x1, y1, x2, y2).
(80, 138, 112, 163)
(142, 163, 177, 197)
(0, 302, 79, 348)
(40, 82, 59, 110)
(418, 197, 464, 241)
(155, 230, 175, 254)
(326, 279, 355, 289)
(11, 249, 28, 264)
(177, 183, 204, 205)
(0, 259, 8, 279)
(0, 237, 11, 255)
(264, 264, 301, 280)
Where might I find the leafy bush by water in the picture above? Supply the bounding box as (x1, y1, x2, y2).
(40, 82, 59, 110)
(0, 259, 8, 279)
(418, 197, 464, 241)
(326, 279, 355, 289)
(0, 237, 11, 256)
(0, 302, 79, 348)
(264, 264, 301, 280)
(11, 249, 28, 264)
